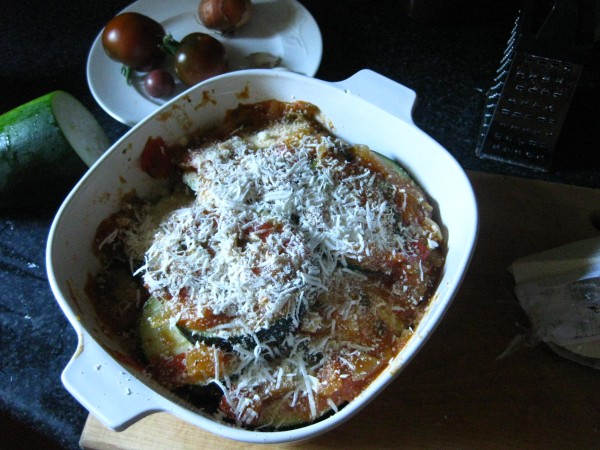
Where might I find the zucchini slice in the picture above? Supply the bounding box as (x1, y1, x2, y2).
(343, 145, 442, 273)
(253, 396, 317, 430)
(0, 91, 109, 206)
(177, 313, 298, 352)
(140, 296, 236, 386)
(140, 295, 192, 363)
(347, 144, 418, 189)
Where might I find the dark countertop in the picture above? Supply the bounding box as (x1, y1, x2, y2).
(1, 1, 598, 449)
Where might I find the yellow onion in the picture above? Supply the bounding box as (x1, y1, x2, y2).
(199, 0, 253, 34)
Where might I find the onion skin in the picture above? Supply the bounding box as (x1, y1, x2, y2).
(199, 0, 253, 34)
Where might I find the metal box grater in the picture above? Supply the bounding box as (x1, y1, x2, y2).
(477, 0, 596, 171)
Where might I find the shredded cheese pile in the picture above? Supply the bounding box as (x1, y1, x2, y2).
(128, 117, 417, 334)
(117, 109, 443, 428)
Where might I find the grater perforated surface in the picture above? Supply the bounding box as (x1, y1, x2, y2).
(476, 0, 594, 171)
(478, 50, 582, 170)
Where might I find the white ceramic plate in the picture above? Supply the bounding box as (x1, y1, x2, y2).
(86, 0, 322, 126)
(48, 69, 478, 444)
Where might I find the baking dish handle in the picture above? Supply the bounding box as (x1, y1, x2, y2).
(332, 69, 417, 125)
(61, 332, 161, 431)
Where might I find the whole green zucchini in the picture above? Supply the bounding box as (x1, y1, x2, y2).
(0, 91, 109, 207)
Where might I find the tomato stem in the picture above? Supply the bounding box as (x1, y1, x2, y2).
(120, 65, 133, 85)
(161, 34, 181, 56)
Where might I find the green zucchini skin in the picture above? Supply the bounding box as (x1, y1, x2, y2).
(178, 314, 297, 352)
(348, 144, 414, 183)
(0, 91, 107, 208)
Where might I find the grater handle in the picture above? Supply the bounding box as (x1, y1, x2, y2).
(520, 0, 595, 62)
(333, 70, 417, 125)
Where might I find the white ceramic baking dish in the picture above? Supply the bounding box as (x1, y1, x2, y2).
(46, 69, 478, 444)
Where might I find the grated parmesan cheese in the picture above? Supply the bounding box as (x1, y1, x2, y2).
(94, 100, 446, 430)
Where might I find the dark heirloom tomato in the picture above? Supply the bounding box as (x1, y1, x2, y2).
(174, 33, 228, 86)
(102, 12, 166, 71)
(144, 69, 176, 98)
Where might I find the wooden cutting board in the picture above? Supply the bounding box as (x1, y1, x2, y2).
(80, 171, 600, 450)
